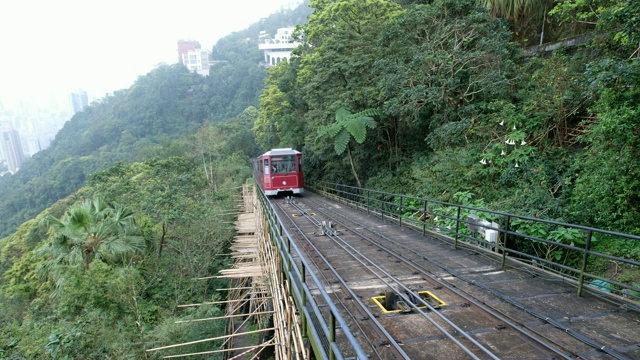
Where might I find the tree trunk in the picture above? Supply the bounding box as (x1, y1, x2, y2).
(347, 146, 362, 188)
(158, 223, 168, 258)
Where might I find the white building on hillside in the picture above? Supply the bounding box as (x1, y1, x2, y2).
(258, 27, 301, 67)
(178, 40, 211, 76)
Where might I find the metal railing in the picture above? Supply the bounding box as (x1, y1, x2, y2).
(308, 181, 640, 309)
(256, 186, 369, 360)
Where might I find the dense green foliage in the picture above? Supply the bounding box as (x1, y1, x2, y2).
(255, 0, 640, 290)
(0, 154, 245, 358)
(0, 130, 259, 357)
(259, 0, 640, 237)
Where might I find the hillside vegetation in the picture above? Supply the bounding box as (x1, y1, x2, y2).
(0, 3, 313, 239)
(258, 0, 640, 235)
(1, 0, 639, 357)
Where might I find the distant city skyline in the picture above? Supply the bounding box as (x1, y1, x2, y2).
(0, 0, 303, 114)
(70, 90, 89, 115)
(0, 123, 25, 174)
(0, 0, 304, 168)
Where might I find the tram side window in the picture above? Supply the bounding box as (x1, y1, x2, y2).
(264, 159, 270, 175)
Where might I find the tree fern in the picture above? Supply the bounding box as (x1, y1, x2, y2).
(316, 107, 382, 187)
(317, 107, 381, 155)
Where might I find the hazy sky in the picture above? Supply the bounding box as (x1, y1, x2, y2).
(0, 0, 299, 110)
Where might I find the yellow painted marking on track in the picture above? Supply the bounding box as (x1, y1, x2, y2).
(291, 212, 315, 217)
(372, 291, 447, 313)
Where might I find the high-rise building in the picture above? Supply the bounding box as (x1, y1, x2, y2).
(0, 123, 25, 173)
(25, 135, 42, 158)
(69, 89, 88, 114)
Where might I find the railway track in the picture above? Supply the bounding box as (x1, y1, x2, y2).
(269, 192, 638, 360)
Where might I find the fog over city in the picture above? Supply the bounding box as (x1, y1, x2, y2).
(0, 0, 300, 168)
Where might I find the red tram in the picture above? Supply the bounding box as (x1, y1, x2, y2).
(254, 148, 304, 196)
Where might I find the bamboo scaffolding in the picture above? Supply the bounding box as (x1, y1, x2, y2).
(230, 235, 256, 240)
(216, 286, 255, 291)
(247, 339, 274, 360)
(227, 250, 258, 255)
(223, 184, 272, 358)
(146, 327, 276, 352)
(229, 255, 259, 260)
(229, 251, 259, 255)
(175, 310, 274, 324)
(176, 297, 273, 308)
(191, 269, 268, 279)
(162, 340, 277, 359)
(229, 241, 258, 245)
(156, 184, 305, 359)
(221, 298, 271, 351)
(256, 198, 306, 360)
(217, 210, 244, 214)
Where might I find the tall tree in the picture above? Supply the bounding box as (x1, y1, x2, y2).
(299, 0, 401, 113)
(255, 67, 293, 151)
(375, 0, 516, 152)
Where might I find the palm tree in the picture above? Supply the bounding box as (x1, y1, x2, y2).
(39, 196, 146, 271)
(481, 0, 539, 19)
(480, 0, 552, 43)
(316, 107, 381, 188)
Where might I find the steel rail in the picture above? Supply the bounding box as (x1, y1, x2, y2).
(258, 189, 369, 360)
(272, 198, 403, 359)
(284, 198, 498, 360)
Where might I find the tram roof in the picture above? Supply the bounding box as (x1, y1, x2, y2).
(261, 148, 301, 157)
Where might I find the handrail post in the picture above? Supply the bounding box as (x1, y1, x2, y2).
(367, 189, 370, 215)
(501, 215, 510, 268)
(329, 312, 336, 360)
(301, 263, 307, 336)
(399, 196, 403, 228)
(577, 230, 593, 297)
(287, 237, 292, 294)
(454, 206, 461, 250)
(423, 200, 427, 236)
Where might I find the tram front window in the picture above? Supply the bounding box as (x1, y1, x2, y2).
(271, 156, 295, 174)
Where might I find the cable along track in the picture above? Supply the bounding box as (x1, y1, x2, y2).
(270, 194, 587, 360)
